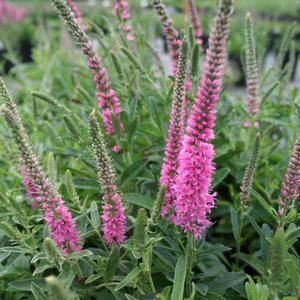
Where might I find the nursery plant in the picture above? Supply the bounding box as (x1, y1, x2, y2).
(0, 0, 300, 299)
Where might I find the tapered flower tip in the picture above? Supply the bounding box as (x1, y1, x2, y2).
(89, 109, 97, 120)
(219, 0, 234, 14)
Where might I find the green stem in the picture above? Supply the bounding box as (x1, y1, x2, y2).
(142, 251, 156, 293)
(186, 232, 194, 296)
(235, 210, 244, 269)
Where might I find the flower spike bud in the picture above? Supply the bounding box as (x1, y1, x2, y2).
(278, 131, 300, 220)
(0, 77, 22, 126)
(66, 0, 86, 29)
(113, 0, 135, 42)
(46, 276, 75, 300)
(244, 13, 260, 125)
(133, 208, 147, 247)
(268, 227, 286, 294)
(148, 185, 166, 228)
(173, 0, 233, 238)
(0, 81, 81, 255)
(89, 110, 126, 246)
(240, 133, 260, 208)
(188, 0, 203, 46)
(160, 39, 188, 217)
(52, 0, 121, 134)
(152, 0, 181, 75)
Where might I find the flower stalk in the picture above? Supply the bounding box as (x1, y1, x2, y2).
(188, 0, 203, 46)
(0, 79, 81, 255)
(173, 0, 233, 238)
(53, 0, 121, 134)
(244, 13, 260, 128)
(113, 0, 135, 42)
(160, 39, 188, 218)
(89, 110, 126, 246)
(278, 131, 300, 226)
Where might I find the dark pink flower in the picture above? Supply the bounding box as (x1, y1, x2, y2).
(278, 133, 300, 219)
(188, 0, 203, 45)
(173, 0, 233, 237)
(66, 0, 86, 30)
(113, 0, 135, 42)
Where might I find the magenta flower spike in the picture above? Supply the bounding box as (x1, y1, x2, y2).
(188, 0, 203, 45)
(89, 110, 126, 246)
(113, 0, 135, 42)
(278, 133, 300, 220)
(152, 0, 181, 76)
(0, 0, 26, 23)
(53, 0, 121, 135)
(66, 0, 86, 30)
(173, 0, 233, 238)
(0, 79, 81, 255)
(160, 40, 188, 217)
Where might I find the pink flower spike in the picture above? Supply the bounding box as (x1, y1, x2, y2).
(278, 132, 300, 220)
(188, 0, 203, 46)
(113, 0, 135, 42)
(66, 0, 86, 30)
(102, 193, 126, 246)
(53, 0, 122, 135)
(173, 0, 233, 238)
(160, 40, 188, 217)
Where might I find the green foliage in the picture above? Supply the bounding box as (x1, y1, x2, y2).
(0, 0, 300, 299)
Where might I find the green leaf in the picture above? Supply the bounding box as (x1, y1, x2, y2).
(128, 118, 138, 143)
(89, 201, 100, 228)
(104, 244, 120, 282)
(247, 215, 267, 241)
(213, 168, 230, 188)
(205, 292, 228, 300)
(31, 282, 47, 300)
(85, 274, 103, 284)
(33, 264, 53, 276)
(47, 152, 57, 184)
(114, 267, 141, 292)
(230, 207, 239, 241)
(125, 294, 139, 300)
(31, 253, 47, 264)
(195, 283, 208, 296)
(239, 254, 265, 275)
(251, 190, 276, 220)
(207, 272, 247, 292)
(68, 250, 94, 260)
(0, 251, 11, 262)
(120, 160, 146, 186)
(9, 279, 45, 291)
(171, 255, 187, 300)
(123, 193, 153, 209)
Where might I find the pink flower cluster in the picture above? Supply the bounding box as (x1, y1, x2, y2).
(88, 110, 127, 246)
(53, 0, 122, 135)
(174, 137, 215, 237)
(152, 0, 181, 76)
(89, 57, 121, 134)
(102, 192, 126, 246)
(21, 166, 81, 255)
(160, 40, 188, 217)
(66, 0, 86, 30)
(113, 0, 135, 42)
(278, 133, 300, 218)
(170, 0, 233, 238)
(0, 0, 26, 23)
(188, 0, 203, 45)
